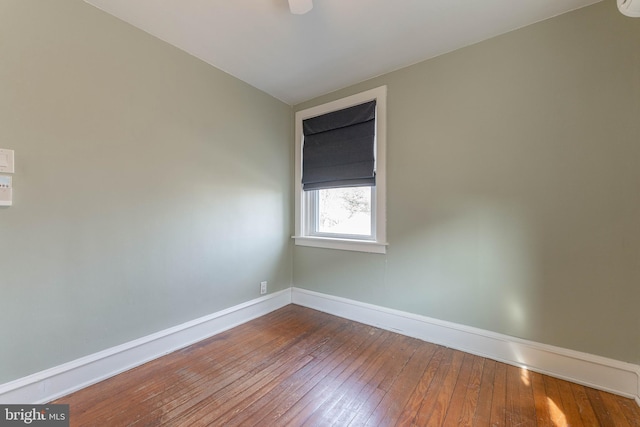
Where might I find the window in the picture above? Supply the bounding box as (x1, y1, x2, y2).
(294, 86, 387, 254)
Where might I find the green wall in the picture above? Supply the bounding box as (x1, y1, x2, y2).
(294, 1, 640, 364)
(0, 0, 292, 383)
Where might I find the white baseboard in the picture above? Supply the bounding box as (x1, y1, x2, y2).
(3, 286, 638, 407)
(0, 289, 292, 404)
(637, 367, 640, 406)
(292, 287, 640, 404)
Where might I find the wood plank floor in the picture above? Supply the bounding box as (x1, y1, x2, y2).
(53, 305, 640, 426)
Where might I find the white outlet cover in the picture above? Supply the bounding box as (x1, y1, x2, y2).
(0, 149, 15, 174)
(0, 175, 12, 206)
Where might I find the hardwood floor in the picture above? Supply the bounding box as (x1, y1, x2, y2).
(53, 305, 640, 426)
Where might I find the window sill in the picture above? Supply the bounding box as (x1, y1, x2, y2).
(293, 236, 387, 254)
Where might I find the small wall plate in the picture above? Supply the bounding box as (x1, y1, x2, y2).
(0, 149, 15, 174)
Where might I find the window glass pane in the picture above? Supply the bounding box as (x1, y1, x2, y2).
(317, 187, 372, 236)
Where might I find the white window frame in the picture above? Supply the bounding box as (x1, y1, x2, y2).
(293, 86, 387, 254)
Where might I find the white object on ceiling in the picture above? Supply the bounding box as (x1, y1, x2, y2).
(288, 0, 313, 15)
(83, 0, 603, 105)
(617, 0, 640, 16)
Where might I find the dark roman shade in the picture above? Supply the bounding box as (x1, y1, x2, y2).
(302, 100, 376, 191)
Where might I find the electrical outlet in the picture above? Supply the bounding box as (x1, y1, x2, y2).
(260, 281, 267, 295)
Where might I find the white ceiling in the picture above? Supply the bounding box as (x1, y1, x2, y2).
(84, 0, 602, 105)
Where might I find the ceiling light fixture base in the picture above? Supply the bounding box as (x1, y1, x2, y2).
(288, 0, 313, 15)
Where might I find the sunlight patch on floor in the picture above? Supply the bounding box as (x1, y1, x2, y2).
(548, 397, 567, 426)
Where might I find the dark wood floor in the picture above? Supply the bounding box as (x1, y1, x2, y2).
(53, 304, 640, 426)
